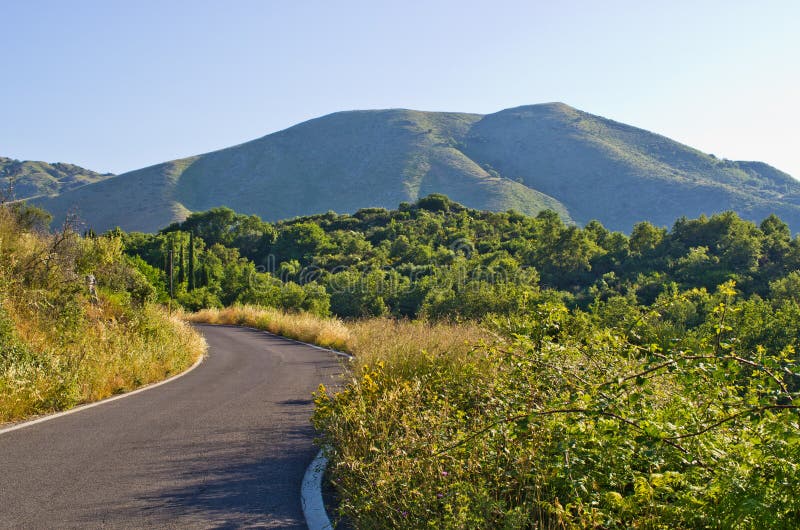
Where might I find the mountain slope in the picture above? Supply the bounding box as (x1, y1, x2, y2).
(0, 157, 112, 200)
(462, 103, 800, 230)
(32, 103, 800, 233)
(173, 109, 568, 224)
(35, 158, 195, 232)
(35, 109, 569, 232)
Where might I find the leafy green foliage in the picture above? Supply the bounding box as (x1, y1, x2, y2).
(123, 197, 800, 326)
(314, 281, 800, 528)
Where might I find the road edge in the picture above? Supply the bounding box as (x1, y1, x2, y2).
(235, 325, 345, 530)
(240, 325, 354, 361)
(0, 352, 206, 436)
(302, 448, 333, 530)
(181, 322, 348, 529)
(243, 325, 347, 529)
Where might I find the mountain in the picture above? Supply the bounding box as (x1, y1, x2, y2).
(32, 110, 569, 233)
(30, 103, 800, 233)
(0, 157, 113, 200)
(461, 103, 800, 231)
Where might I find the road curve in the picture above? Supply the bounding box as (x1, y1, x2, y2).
(0, 324, 344, 528)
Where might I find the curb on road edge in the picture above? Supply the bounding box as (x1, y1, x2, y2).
(155, 322, 347, 529)
(0, 352, 206, 436)
(302, 448, 333, 530)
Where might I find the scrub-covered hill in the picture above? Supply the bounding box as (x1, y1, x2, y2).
(30, 103, 800, 233)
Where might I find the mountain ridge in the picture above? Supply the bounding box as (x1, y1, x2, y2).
(15, 102, 800, 233)
(0, 157, 113, 201)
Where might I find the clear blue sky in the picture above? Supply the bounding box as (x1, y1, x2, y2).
(2, 0, 798, 178)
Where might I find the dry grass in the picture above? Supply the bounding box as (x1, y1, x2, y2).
(311, 318, 503, 528)
(184, 306, 492, 370)
(345, 317, 491, 373)
(80, 306, 206, 401)
(0, 206, 207, 423)
(0, 300, 206, 424)
(185, 305, 351, 351)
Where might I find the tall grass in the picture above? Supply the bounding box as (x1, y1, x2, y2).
(312, 299, 800, 528)
(312, 321, 505, 529)
(184, 306, 490, 369)
(185, 305, 352, 351)
(0, 206, 206, 423)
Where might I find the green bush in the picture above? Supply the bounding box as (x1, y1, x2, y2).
(0, 205, 205, 422)
(314, 282, 800, 528)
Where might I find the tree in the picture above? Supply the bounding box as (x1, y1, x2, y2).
(770, 271, 800, 305)
(188, 231, 196, 292)
(7, 202, 52, 232)
(416, 194, 452, 213)
(177, 240, 185, 285)
(629, 221, 665, 255)
(272, 222, 330, 265)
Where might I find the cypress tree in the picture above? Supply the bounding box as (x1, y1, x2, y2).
(178, 238, 186, 285)
(188, 232, 196, 292)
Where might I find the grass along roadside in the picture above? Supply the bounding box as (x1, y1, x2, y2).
(183, 305, 490, 367)
(0, 305, 206, 424)
(311, 295, 800, 528)
(184, 305, 352, 352)
(0, 204, 207, 424)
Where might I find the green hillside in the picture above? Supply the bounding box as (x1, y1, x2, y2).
(34, 110, 569, 232)
(463, 103, 800, 230)
(173, 110, 568, 224)
(31, 103, 800, 233)
(34, 158, 196, 233)
(0, 156, 112, 200)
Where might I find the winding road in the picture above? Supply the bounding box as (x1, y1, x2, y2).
(0, 325, 344, 528)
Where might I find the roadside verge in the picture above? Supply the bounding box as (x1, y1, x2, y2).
(0, 353, 206, 436)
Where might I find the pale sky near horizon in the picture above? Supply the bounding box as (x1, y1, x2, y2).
(1, 0, 798, 178)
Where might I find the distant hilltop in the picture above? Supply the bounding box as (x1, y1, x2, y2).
(1, 156, 112, 200)
(5, 102, 798, 233)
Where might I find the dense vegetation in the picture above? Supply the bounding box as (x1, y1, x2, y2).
(0, 203, 204, 423)
(124, 194, 800, 323)
(9, 192, 799, 527)
(314, 280, 800, 527)
(146, 197, 800, 528)
(32, 102, 800, 233)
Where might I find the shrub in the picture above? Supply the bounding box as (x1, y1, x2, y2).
(0, 205, 206, 423)
(314, 285, 800, 528)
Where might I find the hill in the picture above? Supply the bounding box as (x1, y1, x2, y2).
(31, 103, 800, 232)
(33, 110, 568, 232)
(462, 103, 800, 231)
(0, 157, 112, 200)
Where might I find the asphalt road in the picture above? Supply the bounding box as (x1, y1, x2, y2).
(0, 324, 345, 529)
